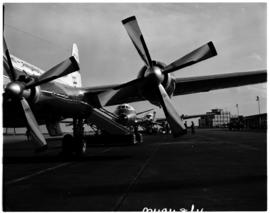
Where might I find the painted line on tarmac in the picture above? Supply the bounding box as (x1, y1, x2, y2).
(113, 145, 160, 211)
(5, 148, 112, 186)
(5, 162, 72, 185)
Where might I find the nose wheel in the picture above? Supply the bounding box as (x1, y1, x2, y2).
(62, 117, 87, 157)
(135, 133, 143, 143)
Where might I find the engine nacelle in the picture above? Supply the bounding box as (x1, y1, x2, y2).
(29, 85, 41, 103)
(3, 74, 41, 104)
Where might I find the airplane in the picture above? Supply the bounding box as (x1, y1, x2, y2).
(61, 103, 154, 141)
(3, 37, 144, 155)
(155, 112, 218, 134)
(109, 103, 155, 142)
(114, 103, 154, 126)
(137, 111, 159, 134)
(3, 15, 267, 157)
(142, 112, 218, 135)
(97, 16, 267, 137)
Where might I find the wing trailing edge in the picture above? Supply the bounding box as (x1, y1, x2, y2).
(173, 70, 267, 96)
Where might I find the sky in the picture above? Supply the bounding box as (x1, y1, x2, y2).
(4, 3, 267, 124)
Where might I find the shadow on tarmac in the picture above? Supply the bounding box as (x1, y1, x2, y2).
(3, 154, 132, 164)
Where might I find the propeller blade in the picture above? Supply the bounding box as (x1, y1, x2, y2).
(122, 16, 152, 67)
(163, 41, 217, 74)
(3, 37, 17, 81)
(25, 56, 79, 89)
(157, 84, 186, 137)
(21, 98, 47, 151)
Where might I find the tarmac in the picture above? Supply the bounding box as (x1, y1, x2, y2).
(3, 128, 267, 211)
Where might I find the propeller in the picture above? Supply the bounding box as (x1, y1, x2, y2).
(162, 41, 217, 74)
(21, 98, 47, 151)
(25, 56, 79, 89)
(3, 37, 80, 151)
(156, 84, 186, 136)
(3, 38, 18, 81)
(121, 16, 217, 136)
(122, 16, 152, 68)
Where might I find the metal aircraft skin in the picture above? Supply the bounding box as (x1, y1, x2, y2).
(114, 103, 154, 126)
(3, 15, 267, 153)
(113, 102, 213, 131)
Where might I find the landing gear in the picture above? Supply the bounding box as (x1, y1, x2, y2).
(134, 125, 143, 144)
(62, 134, 73, 155)
(61, 117, 87, 157)
(75, 137, 87, 156)
(135, 133, 143, 143)
(62, 134, 87, 157)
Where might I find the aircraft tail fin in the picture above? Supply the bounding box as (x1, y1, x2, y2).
(58, 43, 82, 87)
(72, 43, 80, 64)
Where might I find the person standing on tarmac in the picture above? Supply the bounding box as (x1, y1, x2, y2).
(184, 121, 188, 134)
(191, 121, 195, 134)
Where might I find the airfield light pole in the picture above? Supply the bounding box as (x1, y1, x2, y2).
(256, 96, 261, 115)
(236, 104, 239, 117)
(256, 96, 261, 129)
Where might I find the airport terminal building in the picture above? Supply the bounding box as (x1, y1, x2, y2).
(244, 113, 267, 129)
(199, 109, 231, 128)
(199, 109, 267, 129)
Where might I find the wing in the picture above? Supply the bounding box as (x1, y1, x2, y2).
(173, 70, 266, 96)
(82, 82, 145, 107)
(83, 70, 266, 107)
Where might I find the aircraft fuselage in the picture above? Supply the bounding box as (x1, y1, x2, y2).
(114, 104, 137, 126)
(3, 75, 92, 127)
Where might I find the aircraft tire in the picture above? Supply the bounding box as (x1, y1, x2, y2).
(130, 134, 137, 144)
(62, 134, 73, 156)
(75, 138, 87, 156)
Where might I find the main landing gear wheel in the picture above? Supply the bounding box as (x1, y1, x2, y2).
(62, 134, 73, 156)
(62, 134, 87, 157)
(75, 138, 87, 156)
(126, 133, 143, 145)
(135, 133, 143, 144)
(129, 134, 137, 145)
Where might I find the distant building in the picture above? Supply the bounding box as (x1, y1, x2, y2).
(228, 116, 244, 131)
(199, 108, 267, 130)
(244, 113, 267, 129)
(199, 108, 231, 128)
(199, 113, 213, 128)
(212, 109, 231, 127)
